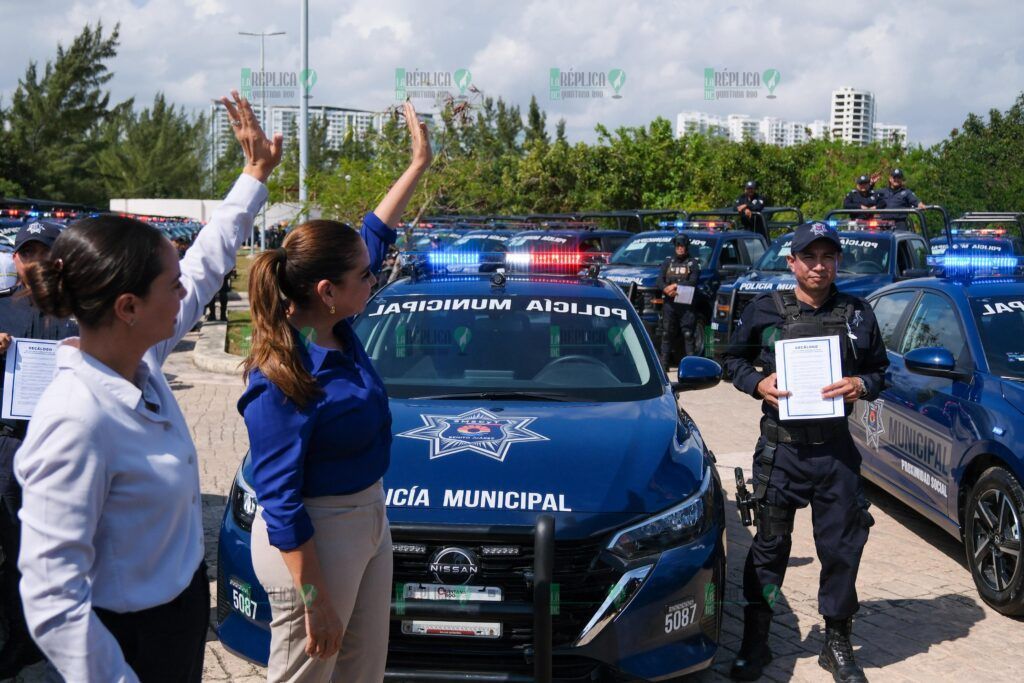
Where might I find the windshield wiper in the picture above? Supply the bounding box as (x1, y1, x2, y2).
(407, 391, 579, 402)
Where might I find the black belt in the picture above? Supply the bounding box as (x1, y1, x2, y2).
(762, 417, 842, 445)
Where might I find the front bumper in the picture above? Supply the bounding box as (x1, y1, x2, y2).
(216, 509, 726, 682)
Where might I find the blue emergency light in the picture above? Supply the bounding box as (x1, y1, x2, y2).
(927, 253, 1024, 278)
(657, 220, 688, 228)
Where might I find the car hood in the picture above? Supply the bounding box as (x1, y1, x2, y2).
(731, 271, 891, 298)
(380, 395, 706, 538)
(1000, 378, 1024, 418)
(601, 264, 660, 288)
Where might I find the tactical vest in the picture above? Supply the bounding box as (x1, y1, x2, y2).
(664, 258, 697, 285)
(770, 290, 857, 374)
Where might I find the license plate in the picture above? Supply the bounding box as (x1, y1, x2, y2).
(401, 583, 502, 638)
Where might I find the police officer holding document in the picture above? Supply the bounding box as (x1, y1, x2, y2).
(656, 233, 701, 368)
(724, 222, 888, 683)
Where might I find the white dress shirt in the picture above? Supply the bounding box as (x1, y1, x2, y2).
(15, 173, 267, 683)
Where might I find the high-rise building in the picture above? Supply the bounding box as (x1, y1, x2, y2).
(829, 87, 875, 145)
(873, 123, 908, 145)
(727, 115, 762, 142)
(759, 117, 786, 146)
(675, 111, 727, 138)
(807, 120, 830, 140)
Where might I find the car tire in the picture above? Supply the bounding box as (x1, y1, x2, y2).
(963, 466, 1024, 616)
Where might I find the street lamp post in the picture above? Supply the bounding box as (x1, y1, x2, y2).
(239, 29, 286, 252)
(299, 0, 309, 223)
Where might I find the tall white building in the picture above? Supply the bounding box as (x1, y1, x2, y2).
(829, 87, 875, 145)
(807, 120, 830, 140)
(209, 104, 434, 160)
(873, 123, 908, 145)
(727, 115, 762, 142)
(759, 117, 786, 146)
(675, 111, 727, 137)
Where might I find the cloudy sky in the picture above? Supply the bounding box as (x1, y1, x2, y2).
(2, 0, 1021, 146)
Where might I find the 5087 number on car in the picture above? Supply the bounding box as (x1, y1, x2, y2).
(664, 597, 697, 633)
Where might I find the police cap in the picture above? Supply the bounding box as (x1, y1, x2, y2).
(14, 220, 63, 254)
(890, 168, 905, 179)
(856, 175, 870, 185)
(744, 180, 758, 190)
(790, 221, 842, 255)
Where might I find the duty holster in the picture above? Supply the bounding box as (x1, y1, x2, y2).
(734, 439, 794, 539)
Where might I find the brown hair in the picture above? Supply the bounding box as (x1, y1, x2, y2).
(244, 220, 362, 407)
(25, 216, 166, 327)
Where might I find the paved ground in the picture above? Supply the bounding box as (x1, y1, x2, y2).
(11, 336, 1024, 681)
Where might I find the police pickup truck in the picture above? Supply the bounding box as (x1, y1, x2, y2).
(930, 212, 1024, 257)
(710, 208, 951, 360)
(602, 209, 802, 354)
(217, 256, 728, 682)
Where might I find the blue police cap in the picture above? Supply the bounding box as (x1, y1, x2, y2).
(790, 222, 842, 255)
(14, 220, 63, 254)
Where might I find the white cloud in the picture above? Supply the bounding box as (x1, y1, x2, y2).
(0, 0, 1020, 145)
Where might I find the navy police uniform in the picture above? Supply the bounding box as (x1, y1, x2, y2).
(877, 170, 923, 231)
(724, 222, 887, 682)
(734, 192, 768, 233)
(655, 237, 701, 367)
(842, 189, 880, 212)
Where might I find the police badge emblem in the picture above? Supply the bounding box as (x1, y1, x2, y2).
(862, 399, 885, 449)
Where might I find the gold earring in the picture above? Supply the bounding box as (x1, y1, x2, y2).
(330, 305, 336, 315)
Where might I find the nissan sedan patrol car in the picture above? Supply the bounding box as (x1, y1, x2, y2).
(848, 254, 1024, 615)
(710, 208, 950, 360)
(601, 219, 770, 353)
(217, 260, 728, 681)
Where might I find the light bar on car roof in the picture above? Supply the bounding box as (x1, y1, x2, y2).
(927, 253, 1024, 278)
(827, 219, 895, 232)
(950, 227, 1006, 237)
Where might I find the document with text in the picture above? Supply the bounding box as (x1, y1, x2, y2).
(2, 338, 59, 420)
(774, 335, 845, 421)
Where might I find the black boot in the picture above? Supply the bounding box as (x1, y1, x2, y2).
(818, 617, 867, 682)
(729, 606, 773, 681)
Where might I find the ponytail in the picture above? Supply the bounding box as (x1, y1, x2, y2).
(244, 248, 321, 408)
(24, 257, 73, 319)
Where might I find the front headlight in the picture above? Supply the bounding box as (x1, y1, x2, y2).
(230, 467, 257, 533)
(607, 466, 713, 559)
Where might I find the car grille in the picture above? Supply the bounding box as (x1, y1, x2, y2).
(387, 529, 620, 679)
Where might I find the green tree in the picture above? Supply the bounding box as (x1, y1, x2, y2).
(2, 23, 125, 204)
(94, 93, 207, 198)
(525, 95, 549, 147)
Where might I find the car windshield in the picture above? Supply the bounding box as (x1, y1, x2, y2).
(450, 235, 509, 252)
(354, 292, 661, 401)
(507, 234, 573, 249)
(970, 295, 1024, 380)
(931, 239, 1017, 255)
(755, 235, 890, 274)
(609, 235, 714, 268)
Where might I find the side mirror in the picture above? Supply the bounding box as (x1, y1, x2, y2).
(671, 356, 722, 392)
(904, 347, 967, 380)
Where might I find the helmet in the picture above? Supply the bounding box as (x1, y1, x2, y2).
(672, 233, 691, 250)
(745, 180, 759, 190)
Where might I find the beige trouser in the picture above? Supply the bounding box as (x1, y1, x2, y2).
(251, 480, 393, 683)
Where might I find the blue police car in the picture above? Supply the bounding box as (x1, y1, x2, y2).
(217, 263, 728, 680)
(711, 215, 939, 359)
(848, 254, 1024, 615)
(439, 229, 515, 274)
(601, 220, 769, 353)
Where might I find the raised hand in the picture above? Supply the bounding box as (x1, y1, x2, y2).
(220, 90, 284, 183)
(403, 99, 433, 170)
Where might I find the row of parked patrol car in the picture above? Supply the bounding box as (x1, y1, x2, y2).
(215, 208, 1024, 682)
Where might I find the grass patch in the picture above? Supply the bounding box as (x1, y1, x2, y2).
(226, 309, 252, 357)
(233, 249, 255, 296)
